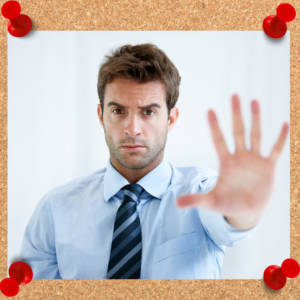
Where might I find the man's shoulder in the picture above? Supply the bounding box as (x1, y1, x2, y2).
(170, 162, 219, 188)
(47, 167, 107, 197)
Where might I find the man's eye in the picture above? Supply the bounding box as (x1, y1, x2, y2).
(113, 109, 123, 114)
(143, 110, 154, 115)
(112, 109, 154, 115)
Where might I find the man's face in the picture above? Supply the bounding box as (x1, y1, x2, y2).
(97, 77, 178, 170)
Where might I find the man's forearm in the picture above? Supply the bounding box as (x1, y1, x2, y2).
(224, 214, 261, 231)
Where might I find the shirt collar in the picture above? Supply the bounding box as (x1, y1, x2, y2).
(103, 155, 173, 202)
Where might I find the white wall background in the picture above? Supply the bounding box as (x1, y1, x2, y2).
(8, 31, 290, 279)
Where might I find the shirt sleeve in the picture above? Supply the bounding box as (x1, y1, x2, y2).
(198, 174, 259, 248)
(19, 192, 61, 279)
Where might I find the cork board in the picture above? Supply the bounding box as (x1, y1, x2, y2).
(1, 0, 300, 299)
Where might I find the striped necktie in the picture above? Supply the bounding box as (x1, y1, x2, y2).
(107, 184, 144, 279)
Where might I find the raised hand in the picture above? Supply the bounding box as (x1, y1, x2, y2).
(176, 94, 289, 230)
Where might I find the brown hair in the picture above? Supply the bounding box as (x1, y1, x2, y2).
(97, 43, 181, 120)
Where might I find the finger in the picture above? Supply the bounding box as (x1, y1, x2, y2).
(208, 110, 230, 159)
(176, 193, 216, 210)
(250, 100, 261, 154)
(269, 122, 289, 163)
(232, 94, 246, 153)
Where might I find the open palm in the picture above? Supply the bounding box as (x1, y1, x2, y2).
(176, 94, 289, 222)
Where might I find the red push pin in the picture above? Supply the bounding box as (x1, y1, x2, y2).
(8, 261, 33, 285)
(263, 3, 296, 39)
(264, 258, 300, 290)
(1, 0, 32, 37)
(0, 261, 33, 297)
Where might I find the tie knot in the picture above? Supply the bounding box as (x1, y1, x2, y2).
(121, 184, 144, 203)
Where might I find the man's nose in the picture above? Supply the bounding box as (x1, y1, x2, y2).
(124, 114, 142, 136)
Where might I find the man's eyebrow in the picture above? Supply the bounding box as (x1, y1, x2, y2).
(107, 101, 161, 110)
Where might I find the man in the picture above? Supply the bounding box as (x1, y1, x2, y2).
(20, 43, 289, 279)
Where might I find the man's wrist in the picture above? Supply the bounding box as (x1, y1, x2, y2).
(224, 214, 261, 231)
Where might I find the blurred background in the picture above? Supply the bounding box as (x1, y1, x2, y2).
(8, 31, 290, 279)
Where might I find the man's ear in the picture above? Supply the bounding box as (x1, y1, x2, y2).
(168, 106, 179, 132)
(97, 104, 104, 128)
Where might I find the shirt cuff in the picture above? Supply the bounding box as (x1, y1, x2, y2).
(198, 208, 259, 247)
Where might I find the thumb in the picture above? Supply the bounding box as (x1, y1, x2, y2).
(176, 193, 213, 209)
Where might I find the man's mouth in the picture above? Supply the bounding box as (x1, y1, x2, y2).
(121, 146, 145, 152)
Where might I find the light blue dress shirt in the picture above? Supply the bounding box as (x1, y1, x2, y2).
(20, 155, 258, 279)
